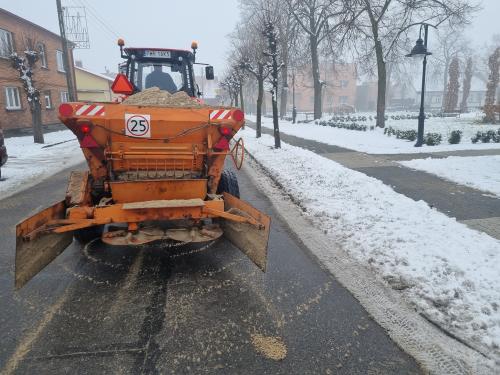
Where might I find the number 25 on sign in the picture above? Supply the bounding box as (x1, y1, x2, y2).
(125, 114, 151, 138)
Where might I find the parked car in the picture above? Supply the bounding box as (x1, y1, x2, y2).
(0, 128, 7, 179)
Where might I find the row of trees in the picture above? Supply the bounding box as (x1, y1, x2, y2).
(221, 0, 480, 147)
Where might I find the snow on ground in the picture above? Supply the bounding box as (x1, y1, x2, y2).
(0, 131, 84, 200)
(248, 114, 500, 154)
(241, 127, 500, 360)
(401, 156, 500, 197)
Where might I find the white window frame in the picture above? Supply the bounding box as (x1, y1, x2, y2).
(44, 91, 52, 109)
(340, 95, 348, 104)
(56, 50, 65, 72)
(37, 43, 47, 68)
(340, 80, 349, 88)
(0, 28, 14, 58)
(5, 87, 21, 110)
(60, 91, 69, 103)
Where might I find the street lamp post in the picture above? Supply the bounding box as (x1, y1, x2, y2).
(406, 23, 434, 147)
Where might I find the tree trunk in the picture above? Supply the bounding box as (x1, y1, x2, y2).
(234, 91, 239, 107)
(256, 74, 264, 138)
(310, 35, 322, 119)
(375, 40, 386, 128)
(32, 100, 44, 144)
(441, 59, 450, 111)
(280, 65, 288, 119)
(239, 82, 245, 113)
(460, 58, 473, 113)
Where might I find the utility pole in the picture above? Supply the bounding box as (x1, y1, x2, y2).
(56, 0, 76, 101)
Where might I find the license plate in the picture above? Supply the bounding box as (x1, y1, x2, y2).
(143, 50, 171, 58)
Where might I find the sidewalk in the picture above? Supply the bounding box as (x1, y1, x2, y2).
(248, 122, 500, 240)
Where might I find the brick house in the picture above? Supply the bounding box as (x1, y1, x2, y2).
(291, 62, 357, 114)
(0, 8, 76, 131)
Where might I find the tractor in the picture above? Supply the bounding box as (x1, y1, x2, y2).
(14, 40, 270, 289)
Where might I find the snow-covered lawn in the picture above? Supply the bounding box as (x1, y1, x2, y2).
(401, 156, 500, 197)
(241, 127, 500, 360)
(249, 114, 500, 154)
(0, 131, 84, 200)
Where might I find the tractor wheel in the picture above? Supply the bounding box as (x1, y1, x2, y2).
(74, 225, 104, 244)
(217, 170, 240, 198)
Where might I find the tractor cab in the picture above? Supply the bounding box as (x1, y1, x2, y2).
(114, 39, 215, 98)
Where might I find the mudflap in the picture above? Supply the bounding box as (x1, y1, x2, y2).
(15, 200, 73, 289)
(222, 193, 271, 272)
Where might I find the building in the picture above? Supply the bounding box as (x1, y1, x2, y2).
(290, 62, 357, 114)
(0, 8, 75, 131)
(75, 62, 115, 102)
(355, 81, 378, 112)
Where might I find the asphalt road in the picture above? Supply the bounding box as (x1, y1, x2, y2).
(0, 163, 420, 374)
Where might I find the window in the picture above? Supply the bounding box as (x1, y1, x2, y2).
(0, 28, 14, 58)
(340, 80, 349, 88)
(60, 91, 69, 103)
(44, 91, 52, 109)
(56, 50, 65, 72)
(37, 43, 47, 68)
(339, 96, 348, 104)
(5, 87, 21, 109)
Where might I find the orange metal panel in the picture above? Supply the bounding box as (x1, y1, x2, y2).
(93, 199, 224, 223)
(110, 179, 207, 203)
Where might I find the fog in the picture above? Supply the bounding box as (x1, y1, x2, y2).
(0, 0, 239, 75)
(0, 0, 497, 76)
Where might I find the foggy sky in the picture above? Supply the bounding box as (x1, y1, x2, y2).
(0, 0, 240, 75)
(0, 0, 498, 76)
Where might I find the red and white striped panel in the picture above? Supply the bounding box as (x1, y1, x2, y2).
(75, 104, 106, 117)
(209, 109, 232, 121)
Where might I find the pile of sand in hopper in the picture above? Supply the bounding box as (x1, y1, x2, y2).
(122, 87, 208, 108)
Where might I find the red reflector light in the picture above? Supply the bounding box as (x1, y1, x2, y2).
(214, 137, 230, 151)
(80, 134, 99, 148)
(59, 103, 73, 117)
(232, 109, 244, 122)
(111, 73, 134, 95)
(219, 126, 232, 136)
(81, 124, 91, 134)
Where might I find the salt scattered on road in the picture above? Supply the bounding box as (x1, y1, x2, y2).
(241, 128, 500, 360)
(400, 155, 500, 197)
(0, 131, 84, 200)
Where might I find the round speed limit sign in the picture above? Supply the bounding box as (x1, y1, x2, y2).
(125, 113, 151, 138)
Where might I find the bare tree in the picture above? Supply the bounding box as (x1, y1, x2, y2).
(347, 0, 478, 127)
(10, 35, 44, 143)
(233, 0, 273, 137)
(286, 0, 344, 119)
(483, 47, 499, 123)
(460, 57, 473, 112)
(443, 57, 460, 112)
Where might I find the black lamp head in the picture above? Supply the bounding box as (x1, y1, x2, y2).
(406, 38, 432, 58)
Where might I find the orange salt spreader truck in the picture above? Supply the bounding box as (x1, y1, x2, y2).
(14, 40, 270, 289)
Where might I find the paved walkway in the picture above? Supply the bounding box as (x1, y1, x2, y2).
(248, 123, 500, 240)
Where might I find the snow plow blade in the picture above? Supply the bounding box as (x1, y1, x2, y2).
(15, 201, 73, 289)
(222, 193, 271, 271)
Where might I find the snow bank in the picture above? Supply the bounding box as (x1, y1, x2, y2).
(401, 156, 500, 197)
(241, 128, 500, 360)
(249, 114, 500, 154)
(0, 131, 84, 200)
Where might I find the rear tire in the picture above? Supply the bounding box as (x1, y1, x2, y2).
(217, 170, 240, 198)
(74, 225, 104, 244)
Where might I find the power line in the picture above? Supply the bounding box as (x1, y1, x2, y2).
(67, 0, 121, 41)
(78, 0, 121, 38)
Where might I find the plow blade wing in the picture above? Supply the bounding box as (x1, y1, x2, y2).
(15, 201, 73, 289)
(222, 193, 271, 272)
